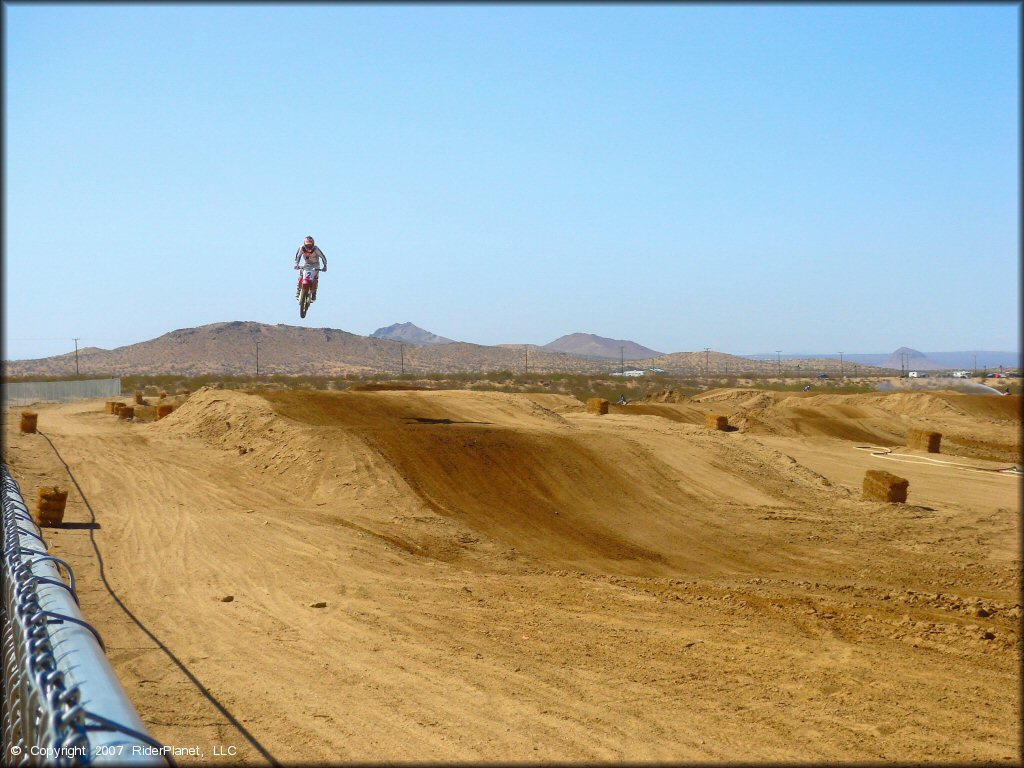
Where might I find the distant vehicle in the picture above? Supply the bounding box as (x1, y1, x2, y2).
(648, 367, 666, 374)
(816, 373, 829, 379)
(986, 372, 1006, 378)
(908, 371, 928, 378)
(951, 370, 971, 378)
(610, 370, 645, 377)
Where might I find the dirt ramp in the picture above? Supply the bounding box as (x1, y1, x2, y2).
(364, 425, 665, 566)
(254, 390, 853, 576)
(609, 403, 708, 424)
(261, 388, 572, 431)
(935, 393, 1020, 421)
(258, 390, 665, 567)
(738, 402, 906, 445)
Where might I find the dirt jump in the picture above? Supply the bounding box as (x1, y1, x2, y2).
(2, 387, 1019, 763)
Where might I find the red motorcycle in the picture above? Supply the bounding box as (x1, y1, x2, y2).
(295, 266, 322, 318)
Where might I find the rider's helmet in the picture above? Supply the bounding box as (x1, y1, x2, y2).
(303, 236, 315, 250)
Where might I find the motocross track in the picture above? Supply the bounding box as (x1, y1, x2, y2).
(2, 388, 1020, 763)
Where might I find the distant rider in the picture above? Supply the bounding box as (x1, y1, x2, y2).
(294, 236, 327, 301)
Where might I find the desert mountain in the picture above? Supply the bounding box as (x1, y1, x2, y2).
(3, 321, 604, 378)
(4, 321, 889, 378)
(882, 347, 943, 372)
(544, 333, 663, 360)
(370, 322, 455, 345)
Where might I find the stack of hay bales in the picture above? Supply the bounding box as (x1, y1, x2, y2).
(586, 398, 609, 415)
(156, 404, 175, 420)
(906, 427, 941, 453)
(105, 401, 121, 414)
(705, 413, 728, 431)
(35, 486, 67, 527)
(134, 391, 145, 405)
(862, 470, 909, 503)
(117, 406, 135, 420)
(20, 412, 38, 433)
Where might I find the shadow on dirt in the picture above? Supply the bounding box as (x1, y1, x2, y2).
(404, 417, 492, 425)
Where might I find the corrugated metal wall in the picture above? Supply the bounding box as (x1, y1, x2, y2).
(2, 378, 122, 406)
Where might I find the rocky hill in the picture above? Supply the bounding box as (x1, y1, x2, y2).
(370, 322, 455, 345)
(543, 333, 663, 360)
(882, 347, 944, 371)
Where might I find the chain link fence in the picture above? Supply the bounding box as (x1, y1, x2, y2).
(1, 464, 169, 766)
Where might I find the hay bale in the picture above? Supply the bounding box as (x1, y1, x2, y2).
(156, 404, 175, 420)
(118, 406, 135, 420)
(104, 400, 120, 414)
(112, 403, 126, 416)
(159, 391, 168, 399)
(133, 390, 144, 404)
(862, 470, 909, 503)
(586, 398, 609, 415)
(132, 406, 157, 422)
(705, 413, 728, 431)
(20, 412, 38, 433)
(35, 486, 68, 526)
(906, 428, 941, 453)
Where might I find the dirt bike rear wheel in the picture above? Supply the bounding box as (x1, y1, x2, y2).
(299, 285, 310, 318)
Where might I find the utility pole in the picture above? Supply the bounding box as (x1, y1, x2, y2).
(400, 344, 405, 376)
(525, 345, 528, 375)
(839, 352, 844, 378)
(255, 341, 260, 376)
(703, 347, 710, 378)
(973, 354, 977, 377)
(620, 346, 624, 375)
(776, 350, 782, 376)
(73, 338, 80, 376)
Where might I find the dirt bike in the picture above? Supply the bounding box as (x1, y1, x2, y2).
(295, 266, 322, 318)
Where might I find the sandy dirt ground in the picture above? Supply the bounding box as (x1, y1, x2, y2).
(2, 387, 1020, 764)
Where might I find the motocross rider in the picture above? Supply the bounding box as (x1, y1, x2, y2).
(294, 236, 327, 301)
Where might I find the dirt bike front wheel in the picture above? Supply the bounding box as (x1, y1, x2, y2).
(299, 285, 310, 318)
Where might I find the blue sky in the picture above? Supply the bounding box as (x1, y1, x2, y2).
(4, 3, 1019, 362)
